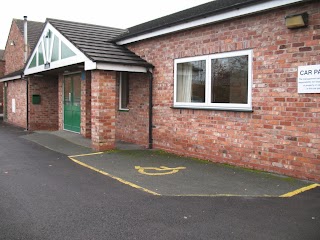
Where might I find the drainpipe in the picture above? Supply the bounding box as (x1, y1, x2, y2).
(24, 16, 29, 131)
(148, 69, 153, 149)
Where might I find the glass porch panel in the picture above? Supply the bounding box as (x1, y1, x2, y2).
(38, 43, 44, 66)
(29, 54, 37, 68)
(51, 35, 59, 62)
(61, 42, 76, 59)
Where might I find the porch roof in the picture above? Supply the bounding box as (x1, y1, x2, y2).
(47, 18, 152, 68)
(0, 69, 23, 82)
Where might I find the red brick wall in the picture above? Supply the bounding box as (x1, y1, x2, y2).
(81, 72, 92, 138)
(0, 60, 4, 114)
(126, 2, 320, 181)
(58, 74, 63, 130)
(91, 70, 116, 151)
(4, 21, 25, 75)
(6, 80, 27, 128)
(0, 82, 3, 114)
(116, 73, 149, 147)
(28, 76, 59, 130)
(0, 60, 4, 76)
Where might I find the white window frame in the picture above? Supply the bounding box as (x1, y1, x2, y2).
(119, 72, 129, 111)
(174, 50, 252, 111)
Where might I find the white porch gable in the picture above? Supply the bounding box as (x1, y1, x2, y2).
(24, 22, 91, 75)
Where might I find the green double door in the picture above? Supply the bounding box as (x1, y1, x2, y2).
(64, 74, 81, 133)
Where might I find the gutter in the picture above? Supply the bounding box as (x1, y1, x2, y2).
(0, 74, 21, 82)
(116, 0, 306, 45)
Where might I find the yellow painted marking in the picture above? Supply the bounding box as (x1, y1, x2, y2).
(67, 152, 319, 198)
(68, 156, 160, 196)
(172, 194, 275, 198)
(135, 166, 186, 176)
(280, 183, 320, 198)
(69, 152, 104, 158)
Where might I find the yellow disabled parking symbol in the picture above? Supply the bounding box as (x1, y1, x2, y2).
(135, 166, 186, 176)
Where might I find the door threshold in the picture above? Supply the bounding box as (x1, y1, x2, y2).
(63, 128, 80, 134)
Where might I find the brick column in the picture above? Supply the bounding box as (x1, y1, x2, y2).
(58, 74, 64, 130)
(91, 70, 116, 151)
(81, 71, 91, 138)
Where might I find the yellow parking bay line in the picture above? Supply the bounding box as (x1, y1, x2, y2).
(280, 183, 320, 198)
(68, 154, 161, 196)
(68, 152, 319, 198)
(68, 152, 104, 158)
(172, 194, 276, 197)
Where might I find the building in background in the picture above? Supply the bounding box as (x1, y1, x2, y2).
(0, 50, 4, 114)
(0, 18, 43, 123)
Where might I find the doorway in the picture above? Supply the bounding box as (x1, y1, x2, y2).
(64, 73, 81, 133)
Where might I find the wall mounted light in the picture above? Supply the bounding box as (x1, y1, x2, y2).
(44, 62, 50, 69)
(285, 12, 308, 29)
(9, 40, 15, 46)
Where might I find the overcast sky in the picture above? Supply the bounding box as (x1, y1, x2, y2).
(0, 0, 212, 49)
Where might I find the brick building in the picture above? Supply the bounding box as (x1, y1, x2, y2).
(1, 0, 319, 181)
(0, 18, 43, 123)
(0, 50, 4, 114)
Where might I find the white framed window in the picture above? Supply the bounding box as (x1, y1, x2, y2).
(119, 72, 129, 110)
(174, 50, 252, 111)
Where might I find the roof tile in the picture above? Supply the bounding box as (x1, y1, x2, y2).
(117, 0, 260, 40)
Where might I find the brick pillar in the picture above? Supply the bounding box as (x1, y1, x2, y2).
(58, 74, 64, 130)
(91, 70, 116, 151)
(81, 71, 91, 138)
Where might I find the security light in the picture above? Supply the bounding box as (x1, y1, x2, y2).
(285, 12, 308, 29)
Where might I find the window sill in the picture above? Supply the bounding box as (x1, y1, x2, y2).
(171, 106, 253, 112)
(118, 108, 129, 112)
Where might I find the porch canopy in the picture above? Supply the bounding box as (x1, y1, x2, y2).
(23, 18, 153, 151)
(24, 18, 153, 76)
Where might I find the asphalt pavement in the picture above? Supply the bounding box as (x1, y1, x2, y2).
(21, 126, 316, 198)
(0, 120, 320, 240)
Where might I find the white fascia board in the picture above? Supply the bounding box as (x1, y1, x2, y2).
(25, 57, 86, 75)
(117, 0, 304, 45)
(24, 22, 90, 76)
(96, 63, 148, 73)
(84, 60, 97, 70)
(0, 75, 21, 82)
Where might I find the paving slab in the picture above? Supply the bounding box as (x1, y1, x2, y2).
(73, 150, 313, 197)
(21, 132, 93, 156)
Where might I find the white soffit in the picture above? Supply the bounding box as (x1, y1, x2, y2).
(116, 0, 305, 45)
(96, 63, 148, 73)
(84, 61, 149, 73)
